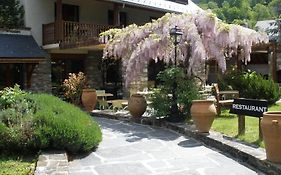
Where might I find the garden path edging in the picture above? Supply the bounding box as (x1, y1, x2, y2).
(92, 110, 281, 175)
(35, 151, 69, 175)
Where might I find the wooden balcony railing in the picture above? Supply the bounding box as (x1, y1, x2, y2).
(43, 21, 116, 48)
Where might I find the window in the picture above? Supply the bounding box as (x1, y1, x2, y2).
(108, 10, 127, 27)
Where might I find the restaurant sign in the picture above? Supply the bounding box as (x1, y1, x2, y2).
(230, 98, 268, 117)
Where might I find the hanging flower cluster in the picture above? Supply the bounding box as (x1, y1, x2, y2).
(100, 11, 268, 87)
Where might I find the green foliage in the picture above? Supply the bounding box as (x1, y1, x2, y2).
(32, 94, 102, 153)
(197, 0, 277, 29)
(219, 68, 281, 105)
(0, 85, 37, 152)
(150, 67, 200, 119)
(0, 0, 24, 29)
(0, 153, 35, 175)
(269, 0, 281, 17)
(0, 84, 29, 108)
(0, 86, 102, 154)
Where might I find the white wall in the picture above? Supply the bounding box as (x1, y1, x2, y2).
(21, 0, 164, 46)
(22, 0, 55, 45)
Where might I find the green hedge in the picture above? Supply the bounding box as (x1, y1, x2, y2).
(0, 86, 102, 154)
(32, 94, 102, 153)
(219, 69, 281, 105)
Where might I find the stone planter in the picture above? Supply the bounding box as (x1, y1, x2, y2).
(81, 89, 97, 112)
(190, 100, 217, 133)
(261, 111, 281, 163)
(128, 94, 147, 118)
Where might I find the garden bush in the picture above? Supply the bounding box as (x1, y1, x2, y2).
(32, 94, 102, 153)
(0, 85, 102, 154)
(0, 85, 37, 152)
(62, 72, 86, 105)
(150, 67, 200, 120)
(219, 68, 281, 105)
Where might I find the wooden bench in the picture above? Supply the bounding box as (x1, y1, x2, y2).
(213, 84, 239, 115)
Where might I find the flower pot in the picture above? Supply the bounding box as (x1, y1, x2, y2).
(128, 94, 147, 118)
(81, 89, 97, 112)
(261, 111, 281, 163)
(190, 100, 217, 133)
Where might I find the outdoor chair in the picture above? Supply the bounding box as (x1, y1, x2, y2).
(213, 83, 239, 115)
(107, 99, 128, 111)
(96, 90, 107, 109)
(110, 100, 124, 111)
(97, 99, 109, 110)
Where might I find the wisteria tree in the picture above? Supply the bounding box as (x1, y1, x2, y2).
(100, 10, 268, 87)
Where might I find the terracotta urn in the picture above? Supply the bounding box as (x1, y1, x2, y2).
(190, 100, 217, 133)
(128, 94, 147, 118)
(81, 89, 97, 112)
(261, 111, 281, 163)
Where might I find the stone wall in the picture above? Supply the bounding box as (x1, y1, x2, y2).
(85, 51, 103, 89)
(123, 62, 148, 98)
(29, 59, 52, 93)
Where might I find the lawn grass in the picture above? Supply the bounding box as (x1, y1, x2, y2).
(211, 103, 281, 147)
(0, 153, 36, 175)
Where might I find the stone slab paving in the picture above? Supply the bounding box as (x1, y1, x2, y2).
(35, 151, 68, 175)
(69, 117, 262, 175)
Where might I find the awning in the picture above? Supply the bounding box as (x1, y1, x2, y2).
(105, 0, 202, 13)
(0, 33, 47, 62)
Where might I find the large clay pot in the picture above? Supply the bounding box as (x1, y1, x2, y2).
(128, 94, 147, 118)
(81, 89, 97, 112)
(190, 100, 217, 133)
(261, 111, 281, 163)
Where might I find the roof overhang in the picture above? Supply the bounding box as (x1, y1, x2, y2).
(105, 0, 202, 13)
(0, 58, 46, 63)
(0, 33, 48, 60)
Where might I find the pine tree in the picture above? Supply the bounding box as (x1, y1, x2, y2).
(0, 0, 24, 29)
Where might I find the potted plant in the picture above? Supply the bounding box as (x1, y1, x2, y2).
(190, 99, 217, 133)
(63, 72, 97, 112)
(261, 111, 281, 163)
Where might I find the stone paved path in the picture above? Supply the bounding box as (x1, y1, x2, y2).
(69, 117, 262, 175)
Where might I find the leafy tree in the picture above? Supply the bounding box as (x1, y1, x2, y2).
(0, 0, 24, 29)
(197, 0, 275, 29)
(253, 3, 272, 21)
(207, 1, 219, 9)
(269, 0, 281, 17)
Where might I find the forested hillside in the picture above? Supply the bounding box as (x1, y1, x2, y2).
(195, 0, 281, 28)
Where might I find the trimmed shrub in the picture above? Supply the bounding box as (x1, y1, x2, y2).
(32, 94, 102, 153)
(0, 86, 102, 154)
(220, 68, 281, 105)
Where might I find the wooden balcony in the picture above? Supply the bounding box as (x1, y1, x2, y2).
(43, 21, 116, 49)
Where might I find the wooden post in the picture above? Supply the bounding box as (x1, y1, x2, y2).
(113, 3, 120, 26)
(56, 0, 63, 41)
(272, 43, 277, 82)
(259, 117, 263, 140)
(236, 51, 242, 72)
(238, 115, 245, 135)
